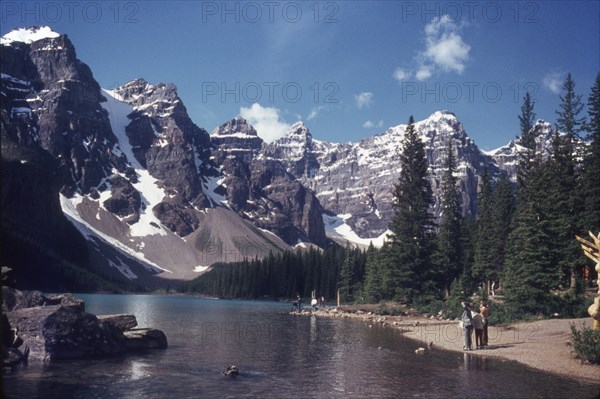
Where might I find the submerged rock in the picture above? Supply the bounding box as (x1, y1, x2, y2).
(123, 328, 168, 350)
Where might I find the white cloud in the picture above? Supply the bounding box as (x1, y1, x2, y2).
(393, 67, 410, 81)
(395, 15, 470, 82)
(415, 66, 433, 81)
(239, 103, 292, 143)
(421, 15, 470, 75)
(307, 106, 324, 121)
(363, 120, 384, 128)
(543, 72, 564, 94)
(355, 92, 373, 109)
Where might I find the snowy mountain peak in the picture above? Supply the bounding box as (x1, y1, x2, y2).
(1, 26, 60, 45)
(289, 121, 309, 134)
(211, 116, 259, 138)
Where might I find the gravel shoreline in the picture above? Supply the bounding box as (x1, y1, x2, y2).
(293, 307, 600, 384)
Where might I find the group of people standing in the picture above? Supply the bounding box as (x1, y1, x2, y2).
(461, 301, 489, 351)
(292, 294, 325, 313)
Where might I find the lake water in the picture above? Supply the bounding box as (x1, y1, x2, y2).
(3, 294, 598, 398)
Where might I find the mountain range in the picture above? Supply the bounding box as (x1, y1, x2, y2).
(1, 27, 557, 287)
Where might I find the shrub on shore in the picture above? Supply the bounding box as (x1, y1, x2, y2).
(567, 323, 600, 364)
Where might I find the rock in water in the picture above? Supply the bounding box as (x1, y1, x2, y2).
(97, 314, 138, 331)
(123, 328, 168, 350)
(6, 305, 127, 362)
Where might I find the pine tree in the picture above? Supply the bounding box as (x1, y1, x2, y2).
(434, 141, 462, 297)
(517, 92, 537, 188)
(490, 173, 515, 283)
(551, 73, 586, 291)
(473, 168, 494, 287)
(364, 242, 383, 302)
(582, 73, 600, 235)
(556, 73, 586, 140)
(338, 245, 354, 303)
(504, 197, 556, 316)
(387, 115, 435, 303)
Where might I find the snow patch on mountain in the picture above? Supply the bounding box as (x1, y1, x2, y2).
(60, 193, 172, 278)
(323, 213, 390, 247)
(1, 26, 60, 45)
(101, 89, 168, 237)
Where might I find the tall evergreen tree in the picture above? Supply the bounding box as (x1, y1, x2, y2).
(517, 92, 537, 188)
(582, 73, 600, 234)
(556, 73, 586, 140)
(504, 197, 556, 315)
(387, 115, 434, 303)
(434, 141, 463, 297)
(473, 168, 494, 288)
(490, 173, 515, 283)
(551, 73, 586, 291)
(364, 242, 383, 302)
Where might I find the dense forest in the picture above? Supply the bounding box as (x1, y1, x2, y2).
(187, 73, 600, 320)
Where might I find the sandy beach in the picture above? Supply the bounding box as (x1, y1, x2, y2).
(297, 307, 600, 384)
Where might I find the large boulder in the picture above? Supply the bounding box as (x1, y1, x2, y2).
(2, 289, 167, 364)
(6, 305, 127, 362)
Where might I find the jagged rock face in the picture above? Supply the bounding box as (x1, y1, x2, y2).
(265, 111, 500, 238)
(1, 32, 126, 196)
(211, 118, 328, 246)
(113, 79, 214, 217)
(261, 122, 320, 178)
(103, 175, 141, 223)
(485, 120, 555, 180)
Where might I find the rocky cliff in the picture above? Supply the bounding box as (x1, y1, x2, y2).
(264, 111, 501, 238)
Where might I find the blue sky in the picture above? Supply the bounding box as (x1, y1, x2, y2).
(1, 1, 599, 150)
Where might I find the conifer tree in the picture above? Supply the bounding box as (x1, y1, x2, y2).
(387, 115, 434, 303)
(490, 173, 515, 282)
(517, 92, 537, 188)
(434, 141, 462, 297)
(582, 73, 600, 235)
(551, 73, 586, 291)
(364, 242, 383, 302)
(473, 168, 494, 287)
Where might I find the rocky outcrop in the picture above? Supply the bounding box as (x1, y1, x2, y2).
(2, 288, 167, 366)
(211, 118, 329, 246)
(113, 78, 214, 218)
(265, 111, 501, 238)
(1, 29, 127, 197)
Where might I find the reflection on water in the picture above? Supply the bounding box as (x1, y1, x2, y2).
(2, 295, 598, 399)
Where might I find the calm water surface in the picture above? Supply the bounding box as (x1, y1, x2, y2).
(3, 294, 598, 398)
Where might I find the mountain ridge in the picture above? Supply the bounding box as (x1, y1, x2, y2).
(1, 26, 556, 285)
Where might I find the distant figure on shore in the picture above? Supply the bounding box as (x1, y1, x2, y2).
(480, 301, 489, 346)
(471, 310, 484, 349)
(461, 303, 473, 351)
(297, 294, 302, 312)
(319, 296, 325, 307)
(311, 298, 318, 312)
